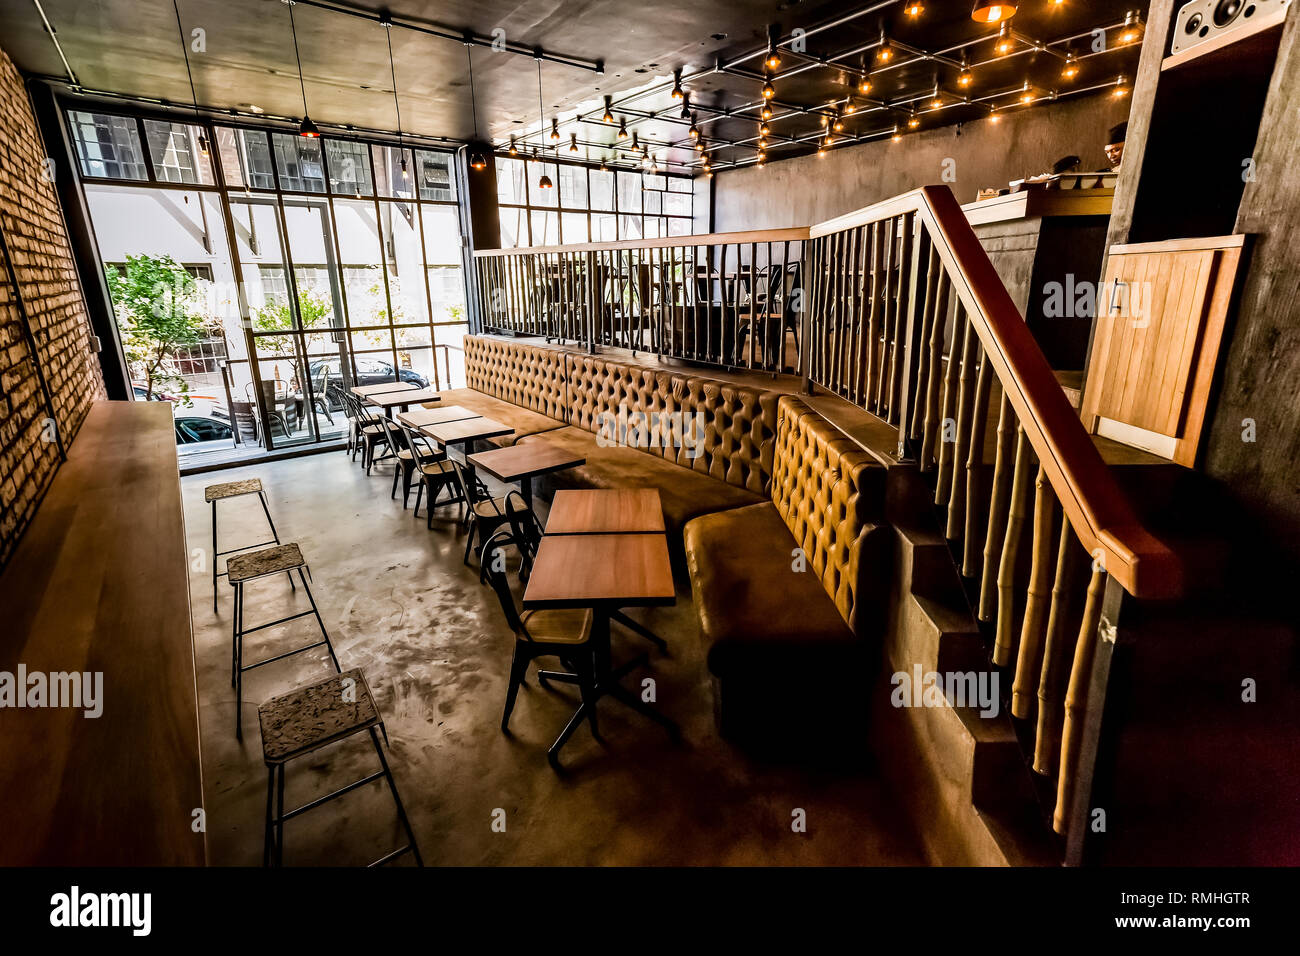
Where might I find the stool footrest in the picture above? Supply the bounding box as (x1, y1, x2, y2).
(276, 769, 386, 823)
(241, 609, 315, 637)
(241, 638, 329, 673)
(368, 844, 416, 867)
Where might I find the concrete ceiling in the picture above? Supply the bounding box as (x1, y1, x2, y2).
(0, 0, 1146, 174)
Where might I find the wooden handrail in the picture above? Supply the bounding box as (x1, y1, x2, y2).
(815, 185, 1180, 600)
(473, 226, 811, 258)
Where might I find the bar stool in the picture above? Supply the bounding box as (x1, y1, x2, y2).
(206, 478, 284, 613)
(259, 668, 423, 867)
(229, 542, 340, 737)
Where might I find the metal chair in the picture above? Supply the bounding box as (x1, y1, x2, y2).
(449, 459, 529, 566)
(504, 490, 543, 580)
(394, 420, 463, 526)
(480, 531, 599, 764)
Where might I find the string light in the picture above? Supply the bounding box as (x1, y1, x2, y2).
(765, 26, 781, 70)
(1113, 74, 1130, 98)
(877, 31, 893, 63)
(1062, 52, 1078, 80)
(995, 22, 1014, 55)
(1119, 10, 1144, 45)
(762, 74, 776, 99)
(891, 125, 902, 143)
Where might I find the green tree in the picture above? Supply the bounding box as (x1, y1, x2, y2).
(250, 288, 333, 389)
(105, 253, 208, 401)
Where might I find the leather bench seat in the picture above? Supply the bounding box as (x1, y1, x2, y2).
(425, 389, 565, 447)
(519, 425, 764, 536)
(684, 502, 858, 678)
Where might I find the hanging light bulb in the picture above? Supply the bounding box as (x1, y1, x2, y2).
(904, 1, 925, 16)
(400, 155, 408, 179)
(1119, 10, 1144, 45)
(931, 84, 943, 109)
(550, 118, 560, 141)
(1113, 74, 1130, 98)
(877, 31, 893, 63)
(539, 170, 553, 189)
(469, 151, 486, 170)
(971, 2, 1017, 23)
(907, 109, 920, 129)
(694, 139, 704, 152)
(989, 106, 1001, 124)
(287, 2, 321, 138)
(817, 139, 828, 157)
(765, 28, 781, 70)
(508, 136, 518, 156)
(534, 59, 552, 189)
(570, 133, 579, 153)
(1062, 52, 1078, 80)
(198, 132, 210, 157)
(1019, 81, 1034, 104)
(761, 74, 776, 99)
(833, 109, 844, 132)
(689, 114, 700, 140)
(617, 117, 629, 139)
(599, 157, 608, 171)
(632, 131, 639, 150)
(760, 103, 773, 120)
(958, 58, 973, 88)
(464, 42, 488, 174)
(671, 70, 684, 101)
(891, 125, 902, 142)
(844, 100, 856, 115)
(602, 96, 614, 123)
(820, 113, 830, 128)
(760, 120, 771, 137)
(299, 115, 321, 138)
(995, 22, 1014, 55)
(858, 72, 873, 95)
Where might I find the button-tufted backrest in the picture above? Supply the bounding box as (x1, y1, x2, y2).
(463, 335, 569, 419)
(676, 377, 777, 494)
(770, 394, 888, 638)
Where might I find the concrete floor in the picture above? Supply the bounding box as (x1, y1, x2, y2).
(182, 449, 924, 865)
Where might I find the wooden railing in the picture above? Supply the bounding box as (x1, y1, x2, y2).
(473, 228, 809, 374)
(807, 186, 1183, 858)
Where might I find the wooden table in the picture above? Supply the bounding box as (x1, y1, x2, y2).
(468, 441, 585, 506)
(351, 381, 417, 397)
(365, 386, 443, 414)
(545, 488, 665, 534)
(420, 415, 514, 448)
(396, 405, 480, 429)
(0, 402, 205, 864)
(523, 533, 677, 763)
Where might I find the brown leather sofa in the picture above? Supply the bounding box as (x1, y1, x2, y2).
(683, 395, 892, 738)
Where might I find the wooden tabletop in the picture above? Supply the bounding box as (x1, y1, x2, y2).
(421, 416, 514, 445)
(468, 441, 585, 483)
(351, 381, 417, 397)
(0, 402, 205, 865)
(545, 488, 665, 534)
(523, 533, 675, 610)
(365, 386, 443, 409)
(396, 405, 480, 429)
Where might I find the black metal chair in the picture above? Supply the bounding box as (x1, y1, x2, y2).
(480, 531, 599, 763)
(394, 420, 464, 526)
(343, 392, 393, 473)
(504, 490, 543, 580)
(449, 459, 531, 566)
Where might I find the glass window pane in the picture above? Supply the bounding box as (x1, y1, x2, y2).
(496, 157, 526, 204)
(281, 204, 340, 330)
(643, 217, 662, 239)
(530, 210, 559, 246)
(421, 205, 461, 265)
(142, 119, 214, 185)
(668, 176, 693, 193)
(559, 165, 587, 209)
(378, 199, 429, 324)
(332, 199, 386, 325)
(324, 139, 373, 196)
(415, 150, 456, 201)
(216, 127, 274, 190)
(643, 174, 666, 191)
(560, 213, 588, 245)
(668, 217, 691, 237)
(617, 172, 642, 212)
(590, 169, 614, 211)
(426, 265, 465, 324)
(68, 111, 147, 180)
(499, 207, 528, 248)
(271, 133, 326, 193)
(592, 214, 617, 242)
(664, 191, 691, 217)
(619, 214, 642, 240)
(528, 162, 558, 208)
(373, 144, 415, 198)
(644, 190, 662, 215)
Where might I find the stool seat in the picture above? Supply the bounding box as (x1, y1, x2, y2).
(205, 477, 264, 502)
(259, 668, 380, 763)
(228, 542, 305, 584)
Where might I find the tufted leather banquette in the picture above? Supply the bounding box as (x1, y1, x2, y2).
(683, 395, 890, 733)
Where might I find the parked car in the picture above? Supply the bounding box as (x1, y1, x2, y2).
(132, 382, 181, 403)
(174, 416, 234, 445)
(308, 358, 428, 410)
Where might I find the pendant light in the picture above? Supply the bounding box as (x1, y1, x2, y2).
(465, 42, 486, 170)
(876, 30, 894, 63)
(1061, 52, 1078, 80)
(761, 73, 776, 99)
(535, 60, 553, 189)
(1119, 10, 1144, 45)
(381, 14, 406, 178)
(688, 114, 700, 140)
(958, 56, 973, 88)
(602, 96, 614, 123)
(172, 0, 209, 157)
(671, 70, 684, 101)
(904, 2, 925, 16)
(286, 1, 320, 137)
(508, 136, 518, 156)
(764, 26, 781, 70)
(971, 2, 1017, 23)
(994, 22, 1014, 55)
(617, 116, 629, 139)
(569, 133, 579, 153)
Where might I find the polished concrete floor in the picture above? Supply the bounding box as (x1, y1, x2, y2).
(182, 448, 924, 865)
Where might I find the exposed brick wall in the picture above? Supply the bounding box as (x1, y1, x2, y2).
(0, 47, 105, 569)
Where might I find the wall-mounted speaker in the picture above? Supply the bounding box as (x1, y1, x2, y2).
(1172, 0, 1292, 54)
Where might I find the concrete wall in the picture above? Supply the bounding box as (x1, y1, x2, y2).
(711, 92, 1127, 231)
(0, 47, 105, 570)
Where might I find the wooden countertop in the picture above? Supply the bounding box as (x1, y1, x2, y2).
(0, 402, 206, 865)
(962, 188, 1114, 226)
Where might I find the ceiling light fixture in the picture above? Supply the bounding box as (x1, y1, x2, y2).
(760, 120, 771, 137)
(535, 59, 553, 189)
(671, 69, 684, 101)
(617, 117, 629, 139)
(971, 3, 1017, 24)
(171, 0, 209, 157)
(989, 106, 1001, 123)
(877, 31, 893, 63)
(689, 114, 700, 139)
(508, 136, 518, 156)
(995, 22, 1014, 55)
(1113, 74, 1130, 98)
(286, 1, 320, 137)
(762, 73, 776, 99)
(904, 1, 925, 16)
(908, 108, 920, 129)
(550, 118, 560, 141)
(765, 25, 781, 70)
(680, 92, 692, 119)
(931, 83, 943, 109)
(892, 125, 902, 142)
(1119, 10, 1144, 45)
(602, 95, 614, 123)
(858, 70, 873, 95)
(465, 40, 487, 171)
(570, 133, 579, 153)
(958, 56, 973, 88)
(760, 103, 773, 120)
(1062, 52, 1078, 80)
(1019, 81, 1034, 104)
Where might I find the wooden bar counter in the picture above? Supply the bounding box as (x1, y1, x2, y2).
(0, 402, 206, 865)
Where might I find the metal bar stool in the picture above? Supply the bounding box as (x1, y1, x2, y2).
(259, 668, 423, 867)
(206, 478, 287, 613)
(229, 542, 341, 738)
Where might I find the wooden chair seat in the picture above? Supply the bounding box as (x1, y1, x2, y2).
(204, 477, 263, 502)
(258, 668, 381, 764)
(227, 542, 306, 584)
(520, 607, 593, 645)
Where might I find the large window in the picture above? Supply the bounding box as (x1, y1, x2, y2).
(71, 106, 470, 459)
(495, 156, 694, 248)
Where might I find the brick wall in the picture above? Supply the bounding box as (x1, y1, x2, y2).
(0, 47, 105, 569)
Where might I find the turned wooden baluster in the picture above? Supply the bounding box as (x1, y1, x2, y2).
(910, 244, 940, 445)
(1054, 566, 1106, 835)
(946, 313, 978, 538)
(994, 425, 1032, 665)
(1034, 519, 1081, 774)
(919, 271, 950, 471)
(1012, 465, 1058, 717)
(934, 305, 964, 505)
(962, 346, 993, 577)
(876, 217, 897, 414)
(979, 394, 1014, 620)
